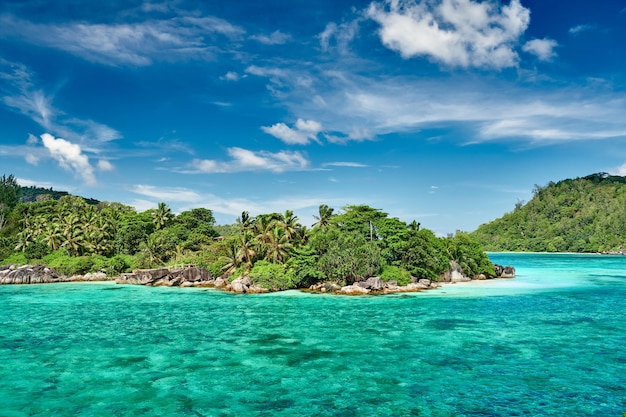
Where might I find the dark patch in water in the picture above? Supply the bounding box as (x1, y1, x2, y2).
(426, 318, 480, 330)
(541, 316, 593, 326)
(101, 287, 124, 291)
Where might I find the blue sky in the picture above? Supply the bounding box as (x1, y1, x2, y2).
(1, 0, 626, 234)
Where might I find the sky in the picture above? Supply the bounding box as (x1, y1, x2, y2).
(1, 0, 626, 234)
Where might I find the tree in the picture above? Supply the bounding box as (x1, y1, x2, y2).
(0, 174, 20, 231)
(312, 204, 334, 230)
(153, 202, 174, 230)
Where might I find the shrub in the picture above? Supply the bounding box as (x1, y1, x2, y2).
(380, 265, 412, 286)
(1, 252, 27, 266)
(249, 261, 297, 291)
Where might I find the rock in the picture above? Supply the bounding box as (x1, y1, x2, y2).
(230, 276, 249, 293)
(440, 260, 471, 282)
(0, 264, 64, 285)
(476, 274, 487, 280)
(386, 280, 398, 288)
(365, 277, 385, 290)
(214, 277, 228, 288)
(501, 266, 516, 278)
(340, 285, 370, 295)
(418, 278, 431, 287)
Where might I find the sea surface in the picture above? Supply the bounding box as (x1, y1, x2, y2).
(1, 253, 624, 416)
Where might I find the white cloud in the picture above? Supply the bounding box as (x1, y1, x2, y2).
(0, 14, 245, 66)
(613, 162, 626, 176)
(131, 185, 202, 202)
(128, 199, 157, 213)
(40, 133, 96, 185)
(97, 159, 115, 171)
(318, 20, 361, 54)
(523, 38, 558, 61)
(322, 162, 369, 168)
(262, 118, 323, 145)
(190, 147, 309, 173)
(25, 153, 39, 165)
(250, 30, 291, 45)
(221, 71, 240, 81)
(367, 0, 530, 69)
(569, 24, 594, 35)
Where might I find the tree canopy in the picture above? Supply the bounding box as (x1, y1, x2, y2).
(471, 173, 626, 253)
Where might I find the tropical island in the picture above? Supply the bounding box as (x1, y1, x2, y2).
(0, 174, 509, 293)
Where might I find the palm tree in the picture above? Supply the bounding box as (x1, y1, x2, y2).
(153, 202, 174, 230)
(42, 224, 62, 251)
(60, 214, 85, 256)
(313, 204, 334, 229)
(280, 210, 299, 240)
(220, 241, 242, 275)
(237, 231, 257, 269)
(265, 226, 292, 264)
(236, 211, 254, 232)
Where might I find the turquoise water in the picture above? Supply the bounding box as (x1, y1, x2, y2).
(1, 253, 625, 416)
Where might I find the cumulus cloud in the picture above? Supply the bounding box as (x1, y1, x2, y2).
(250, 30, 291, 45)
(40, 133, 96, 185)
(190, 147, 309, 173)
(523, 38, 558, 61)
(0, 14, 245, 66)
(262, 118, 323, 145)
(221, 71, 241, 81)
(367, 0, 530, 69)
(613, 162, 626, 176)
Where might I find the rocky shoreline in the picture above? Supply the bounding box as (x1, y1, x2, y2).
(0, 264, 111, 285)
(1, 261, 516, 295)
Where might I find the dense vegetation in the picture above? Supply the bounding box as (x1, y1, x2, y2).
(472, 173, 626, 253)
(1, 174, 495, 290)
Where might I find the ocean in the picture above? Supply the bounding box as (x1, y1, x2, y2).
(1, 253, 624, 416)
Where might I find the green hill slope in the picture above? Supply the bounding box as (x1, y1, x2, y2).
(471, 173, 626, 253)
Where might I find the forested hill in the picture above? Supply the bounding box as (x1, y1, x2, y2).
(19, 185, 100, 205)
(471, 173, 626, 253)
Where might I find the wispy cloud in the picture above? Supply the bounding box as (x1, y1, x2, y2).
(250, 30, 291, 45)
(367, 0, 530, 69)
(0, 14, 245, 66)
(569, 24, 595, 35)
(0, 59, 121, 146)
(262, 118, 323, 145)
(322, 162, 369, 168)
(319, 19, 361, 54)
(131, 185, 202, 202)
(190, 147, 309, 173)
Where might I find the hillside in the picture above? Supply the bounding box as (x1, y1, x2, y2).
(471, 173, 626, 253)
(19, 185, 100, 205)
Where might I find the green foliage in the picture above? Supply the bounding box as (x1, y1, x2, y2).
(318, 231, 382, 284)
(42, 251, 94, 276)
(380, 265, 412, 286)
(446, 233, 495, 277)
(115, 213, 155, 255)
(24, 241, 51, 261)
(249, 260, 297, 291)
(285, 245, 325, 288)
(472, 174, 626, 253)
(0, 174, 20, 210)
(399, 229, 450, 280)
(1, 252, 27, 266)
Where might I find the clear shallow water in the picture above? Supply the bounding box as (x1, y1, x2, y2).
(1, 253, 624, 416)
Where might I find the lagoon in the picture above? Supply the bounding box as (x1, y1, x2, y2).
(1, 253, 625, 416)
